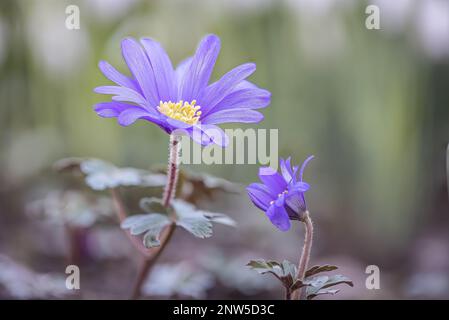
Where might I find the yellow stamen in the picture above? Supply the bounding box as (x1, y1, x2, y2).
(157, 100, 202, 125)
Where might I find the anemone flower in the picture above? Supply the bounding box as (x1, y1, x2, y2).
(94, 34, 270, 147)
(246, 156, 314, 231)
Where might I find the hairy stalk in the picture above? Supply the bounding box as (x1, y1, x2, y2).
(163, 135, 181, 207)
(131, 134, 180, 299)
(291, 211, 313, 300)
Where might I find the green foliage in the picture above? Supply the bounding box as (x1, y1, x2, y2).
(305, 265, 339, 278)
(121, 198, 235, 248)
(304, 275, 353, 300)
(247, 259, 297, 289)
(172, 199, 236, 239)
(80, 159, 166, 190)
(247, 259, 353, 299)
(27, 190, 113, 227)
(139, 197, 166, 214)
(121, 213, 171, 248)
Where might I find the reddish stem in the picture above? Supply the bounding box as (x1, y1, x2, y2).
(110, 188, 154, 258)
(291, 211, 313, 300)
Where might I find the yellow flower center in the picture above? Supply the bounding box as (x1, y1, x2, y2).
(157, 100, 202, 125)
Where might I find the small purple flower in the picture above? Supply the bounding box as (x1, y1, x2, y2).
(246, 156, 314, 231)
(94, 34, 270, 147)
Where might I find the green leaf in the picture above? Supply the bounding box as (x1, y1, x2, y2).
(121, 213, 170, 236)
(307, 289, 340, 299)
(121, 213, 171, 248)
(80, 158, 166, 190)
(247, 259, 297, 288)
(200, 211, 236, 227)
(176, 216, 213, 239)
(143, 223, 171, 248)
(139, 197, 166, 214)
(291, 279, 307, 291)
(305, 265, 339, 278)
(305, 274, 353, 300)
(171, 199, 235, 239)
(188, 171, 239, 192)
(172, 198, 197, 214)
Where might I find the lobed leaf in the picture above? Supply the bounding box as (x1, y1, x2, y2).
(305, 274, 353, 300)
(121, 213, 170, 236)
(200, 211, 236, 227)
(247, 259, 297, 288)
(142, 222, 171, 248)
(171, 199, 235, 239)
(305, 265, 339, 278)
(80, 158, 166, 190)
(176, 217, 213, 239)
(139, 197, 166, 214)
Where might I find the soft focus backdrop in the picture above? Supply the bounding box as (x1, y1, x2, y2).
(1, 0, 449, 299)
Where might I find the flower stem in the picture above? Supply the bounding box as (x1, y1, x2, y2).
(285, 287, 292, 300)
(163, 134, 181, 207)
(130, 134, 181, 299)
(130, 222, 176, 300)
(291, 211, 313, 300)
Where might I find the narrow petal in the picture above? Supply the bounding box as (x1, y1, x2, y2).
(94, 102, 135, 117)
(203, 80, 271, 116)
(140, 38, 176, 102)
(117, 108, 161, 126)
(98, 60, 140, 92)
(175, 57, 192, 98)
(247, 183, 273, 211)
(199, 63, 256, 114)
(258, 167, 287, 195)
(190, 126, 213, 146)
(299, 155, 315, 181)
(121, 38, 159, 106)
(182, 124, 228, 147)
(165, 117, 193, 129)
(280, 157, 292, 183)
(180, 34, 221, 102)
(285, 192, 307, 217)
(201, 109, 263, 125)
(289, 181, 310, 193)
(195, 124, 229, 147)
(266, 197, 291, 231)
(94, 85, 149, 108)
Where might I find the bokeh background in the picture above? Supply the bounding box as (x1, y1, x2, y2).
(1, 0, 449, 299)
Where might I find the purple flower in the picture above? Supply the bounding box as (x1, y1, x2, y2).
(246, 156, 314, 231)
(94, 34, 270, 147)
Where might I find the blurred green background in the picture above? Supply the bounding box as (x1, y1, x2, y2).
(0, 0, 448, 299)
